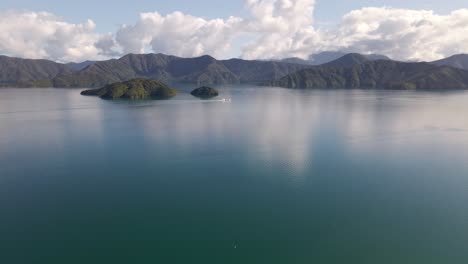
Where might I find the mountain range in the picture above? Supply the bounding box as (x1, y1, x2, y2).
(0, 55, 72, 87)
(66, 60, 97, 71)
(2, 52, 468, 89)
(0, 54, 308, 88)
(432, 54, 468, 71)
(271, 54, 468, 90)
(280, 51, 391, 65)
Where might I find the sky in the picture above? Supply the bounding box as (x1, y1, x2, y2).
(0, 0, 467, 62)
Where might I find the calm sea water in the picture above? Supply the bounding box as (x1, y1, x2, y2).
(1, 86, 468, 264)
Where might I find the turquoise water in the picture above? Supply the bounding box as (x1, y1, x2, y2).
(1, 86, 468, 263)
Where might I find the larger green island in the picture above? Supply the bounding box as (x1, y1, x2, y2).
(81, 78, 178, 100)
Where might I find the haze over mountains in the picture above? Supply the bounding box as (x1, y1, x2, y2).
(1, 52, 468, 90)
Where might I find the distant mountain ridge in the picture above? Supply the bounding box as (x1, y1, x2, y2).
(66, 60, 96, 71)
(52, 54, 310, 88)
(321, 53, 378, 68)
(280, 51, 391, 65)
(0, 53, 309, 88)
(0, 55, 72, 87)
(272, 54, 468, 90)
(431, 54, 468, 70)
(2, 52, 468, 90)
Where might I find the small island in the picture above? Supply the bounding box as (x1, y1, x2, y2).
(81, 78, 178, 100)
(190, 86, 219, 99)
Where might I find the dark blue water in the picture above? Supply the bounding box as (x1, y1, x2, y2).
(1, 86, 468, 264)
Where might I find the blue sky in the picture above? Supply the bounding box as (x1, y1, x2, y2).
(0, 0, 466, 33)
(0, 0, 467, 62)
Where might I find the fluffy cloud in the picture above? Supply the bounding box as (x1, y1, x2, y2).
(330, 8, 468, 61)
(1, 1, 468, 62)
(111, 0, 321, 60)
(115, 11, 243, 58)
(0, 11, 112, 62)
(239, 3, 468, 61)
(241, 0, 321, 59)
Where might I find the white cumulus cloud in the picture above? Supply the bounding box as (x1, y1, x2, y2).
(0, 10, 114, 62)
(115, 11, 243, 58)
(110, 2, 468, 61)
(240, 0, 321, 59)
(329, 7, 468, 61)
(1, 1, 468, 62)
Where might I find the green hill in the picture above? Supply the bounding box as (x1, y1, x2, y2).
(271, 58, 468, 90)
(2, 53, 468, 90)
(53, 53, 307, 88)
(80, 78, 178, 100)
(0, 56, 72, 87)
(431, 54, 468, 71)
